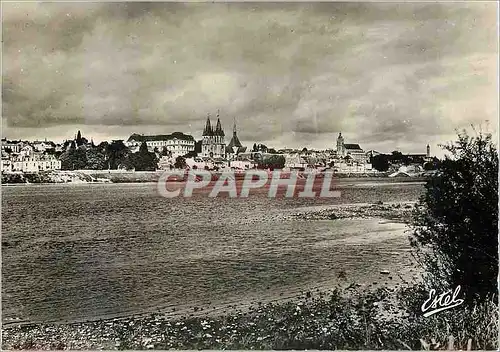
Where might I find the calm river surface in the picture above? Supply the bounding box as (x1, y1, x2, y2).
(2, 178, 424, 325)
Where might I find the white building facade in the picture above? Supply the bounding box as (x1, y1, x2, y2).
(1, 139, 24, 154)
(12, 156, 62, 172)
(126, 132, 196, 158)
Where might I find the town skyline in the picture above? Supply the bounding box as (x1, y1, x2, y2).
(3, 2, 498, 158)
(2, 123, 436, 157)
(0, 117, 489, 158)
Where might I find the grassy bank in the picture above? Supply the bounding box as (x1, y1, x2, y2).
(2, 287, 497, 350)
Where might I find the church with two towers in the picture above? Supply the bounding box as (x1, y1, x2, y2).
(201, 111, 245, 159)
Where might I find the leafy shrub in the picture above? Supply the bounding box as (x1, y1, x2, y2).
(410, 129, 498, 304)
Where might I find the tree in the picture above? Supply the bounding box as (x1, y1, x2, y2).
(129, 142, 158, 171)
(184, 150, 197, 159)
(60, 146, 87, 170)
(423, 157, 441, 171)
(371, 154, 390, 172)
(195, 140, 202, 154)
(252, 143, 258, 152)
(105, 140, 129, 169)
(85, 148, 106, 170)
(161, 147, 171, 157)
(258, 154, 285, 170)
(410, 129, 498, 305)
(174, 156, 187, 169)
(391, 150, 403, 159)
(390, 150, 412, 165)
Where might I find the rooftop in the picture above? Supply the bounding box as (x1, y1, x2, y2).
(344, 143, 363, 150)
(128, 132, 195, 142)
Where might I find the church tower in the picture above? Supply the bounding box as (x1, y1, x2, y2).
(426, 144, 431, 158)
(336, 132, 345, 157)
(214, 110, 226, 158)
(226, 118, 246, 157)
(202, 115, 213, 137)
(202, 114, 214, 158)
(201, 111, 226, 159)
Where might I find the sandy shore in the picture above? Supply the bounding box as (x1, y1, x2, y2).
(283, 201, 417, 223)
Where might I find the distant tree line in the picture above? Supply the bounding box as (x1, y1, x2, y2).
(256, 154, 286, 170)
(252, 143, 279, 154)
(369, 151, 441, 172)
(60, 140, 158, 171)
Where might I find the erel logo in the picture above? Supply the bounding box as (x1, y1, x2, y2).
(421, 285, 465, 317)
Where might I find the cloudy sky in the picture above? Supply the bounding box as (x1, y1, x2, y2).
(3, 2, 498, 155)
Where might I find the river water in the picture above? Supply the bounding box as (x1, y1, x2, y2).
(2, 178, 424, 325)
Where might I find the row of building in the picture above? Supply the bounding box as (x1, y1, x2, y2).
(124, 112, 247, 160)
(2, 112, 433, 173)
(1, 140, 62, 172)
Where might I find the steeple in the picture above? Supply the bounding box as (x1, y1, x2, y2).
(337, 132, 345, 157)
(227, 117, 243, 151)
(76, 130, 83, 146)
(203, 114, 214, 136)
(215, 118, 224, 137)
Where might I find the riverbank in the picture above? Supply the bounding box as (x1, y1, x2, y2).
(1, 170, 112, 184)
(1, 169, 429, 184)
(0, 287, 404, 350)
(2, 284, 497, 350)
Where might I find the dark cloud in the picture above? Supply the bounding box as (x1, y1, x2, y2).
(2, 2, 497, 154)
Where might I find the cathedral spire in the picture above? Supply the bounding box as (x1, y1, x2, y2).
(203, 114, 213, 136)
(226, 116, 245, 155)
(215, 117, 224, 137)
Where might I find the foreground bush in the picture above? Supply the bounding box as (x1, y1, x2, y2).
(410, 129, 498, 304)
